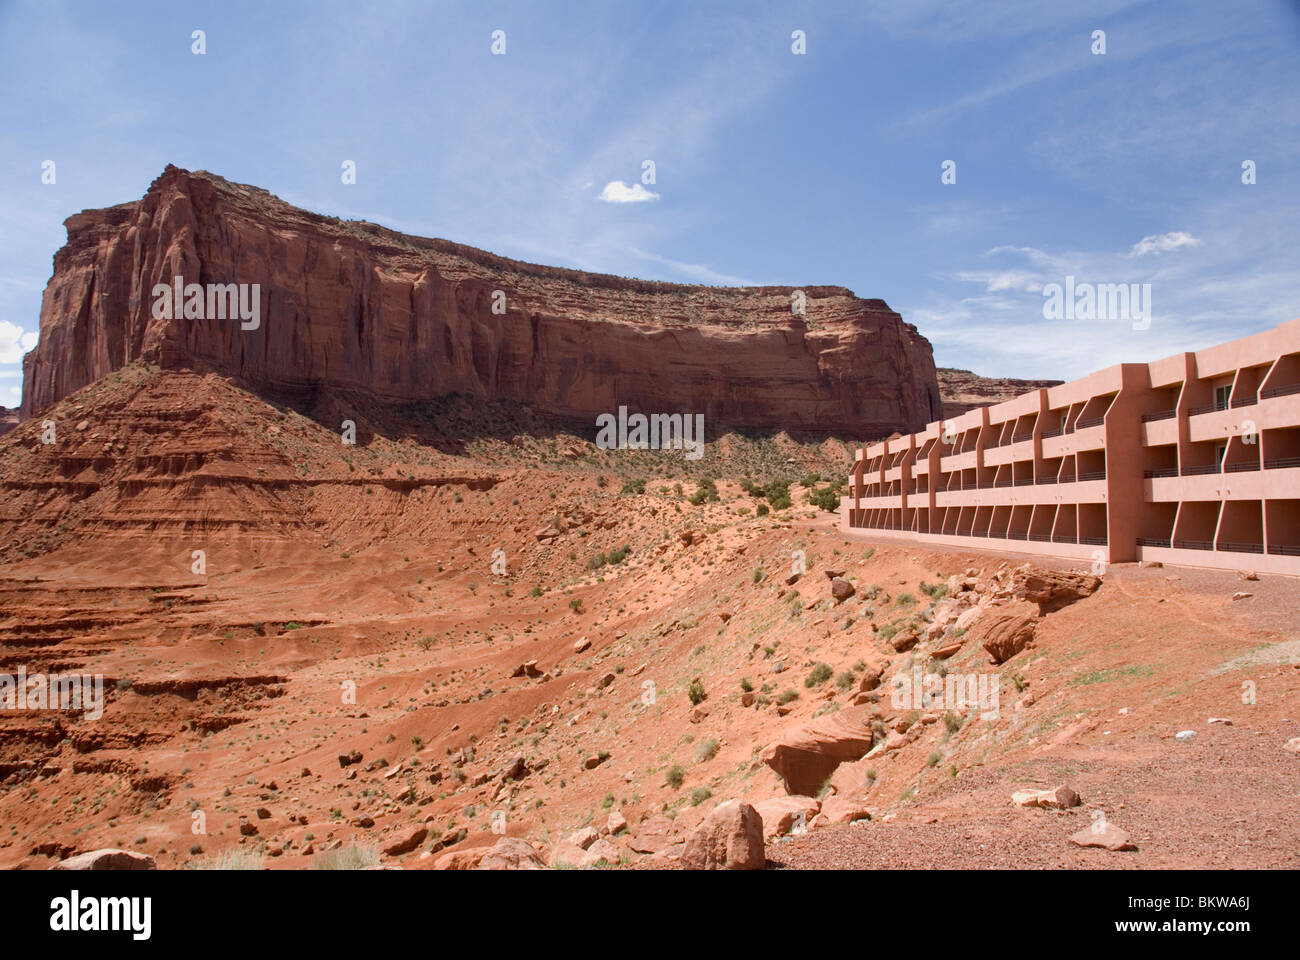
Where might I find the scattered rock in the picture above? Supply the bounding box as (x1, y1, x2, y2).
(1231, 592, 1252, 601)
(1012, 785, 1081, 810)
(1175, 730, 1196, 741)
(1237, 570, 1258, 581)
(382, 826, 428, 857)
(1013, 570, 1101, 613)
(830, 578, 855, 603)
(1069, 823, 1137, 851)
(573, 637, 591, 653)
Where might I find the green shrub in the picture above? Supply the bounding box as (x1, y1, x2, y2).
(804, 663, 833, 688)
(666, 765, 686, 789)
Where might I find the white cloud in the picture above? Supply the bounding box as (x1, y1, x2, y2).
(597, 181, 659, 204)
(3, 384, 19, 406)
(0, 322, 37, 363)
(1129, 231, 1202, 257)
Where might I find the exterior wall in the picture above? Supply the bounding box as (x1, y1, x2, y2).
(841, 318, 1300, 576)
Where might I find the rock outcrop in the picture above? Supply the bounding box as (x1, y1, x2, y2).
(20, 166, 942, 438)
(0, 407, 15, 435)
(760, 712, 876, 796)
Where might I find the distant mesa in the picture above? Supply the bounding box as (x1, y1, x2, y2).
(19, 166, 947, 440)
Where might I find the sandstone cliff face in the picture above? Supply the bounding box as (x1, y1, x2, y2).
(0, 408, 15, 435)
(21, 166, 940, 438)
(936, 368, 1064, 420)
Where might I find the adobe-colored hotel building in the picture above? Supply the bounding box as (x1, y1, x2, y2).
(841, 318, 1300, 576)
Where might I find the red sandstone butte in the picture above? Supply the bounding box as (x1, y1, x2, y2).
(19, 166, 941, 437)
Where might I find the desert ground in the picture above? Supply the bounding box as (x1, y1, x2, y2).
(1, 366, 1296, 869)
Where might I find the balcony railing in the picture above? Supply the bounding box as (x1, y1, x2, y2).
(1181, 464, 1220, 475)
(1230, 396, 1257, 409)
(1058, 473, 1076, 484)
(1143, 467, 1178, 479)
(1028, 533, 1053, 542)
(1079, 536, 1108, 546)
(1007, 531, 1029, 540)
(1075, 416, 1106, 429)
(1172, 538, 1214, 551)
(1260, 382, 1300, 400)
(1218, 542, 1264, 554)
(1265, 456, 1300, 470)
(1188, 400, 1228, 416)
(1077, 470, 1106, 481)
(1014, 477, 1035, 486)
(1141, 409, 1177, 423)
(994, 479, 1013, 488)
(1040, 427, 1064, 438)
(1137, 536, 1172, 548)
(1036, 476, 1057, 485)
(1052, 535, 1078, 544)
(1223, 460, 1260, 473)
(1268, 544, 1300, 556)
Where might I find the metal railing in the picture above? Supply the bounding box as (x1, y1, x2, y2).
(1077, 470, 1106, 481)
(1137, 537, 1172, 548)
(1223, 460, 1260, 473)
(1076, 416, 1105, 429)
(1265, 456, 1300, 470)
(1173, 539, 1214, 551)
(1218, 542, 1264, 554)
(1079, 536, 1108, 546)
(1260, 382, 1300, 400)
(1268, 544, 1300, 556)
(1141, 409, 1177, 423)
(1230, 396, 1257, 409)
(1143, 467, 1178, 479)
(1188, 400, 1228, 416)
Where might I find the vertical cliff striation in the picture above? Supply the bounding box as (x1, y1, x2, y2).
(20, 166, 941, 438)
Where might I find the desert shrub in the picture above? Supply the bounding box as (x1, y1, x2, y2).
(804, 663, 833, 688)
(687, 679, 707, 705)
(690, 786, 713, 806)
(666, 765, 686, 789)
(313, 843, 380, 870)
(694, 737, 719, 762)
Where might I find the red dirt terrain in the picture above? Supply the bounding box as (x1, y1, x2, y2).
(0, 367, 1296, 870)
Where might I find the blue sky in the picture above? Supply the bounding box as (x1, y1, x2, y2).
(2, 0, 1298, 409)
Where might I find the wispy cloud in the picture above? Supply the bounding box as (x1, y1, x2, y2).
(1129, 231, 1202, 257)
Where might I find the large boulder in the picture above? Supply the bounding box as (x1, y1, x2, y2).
(51, 848, 156, 871)
(820, 794, 871, 825)
(1013, 570, 1101, 614)
(974, 613, 1039, 665)
(760, 712, 876, 796)
(680, 801, 765, 870)
(752, 796, 821, 838)
(477, 837, 547, 870)
(830, 578, 856, 603)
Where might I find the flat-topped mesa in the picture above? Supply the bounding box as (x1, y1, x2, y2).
(20, 165, 941, 437)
